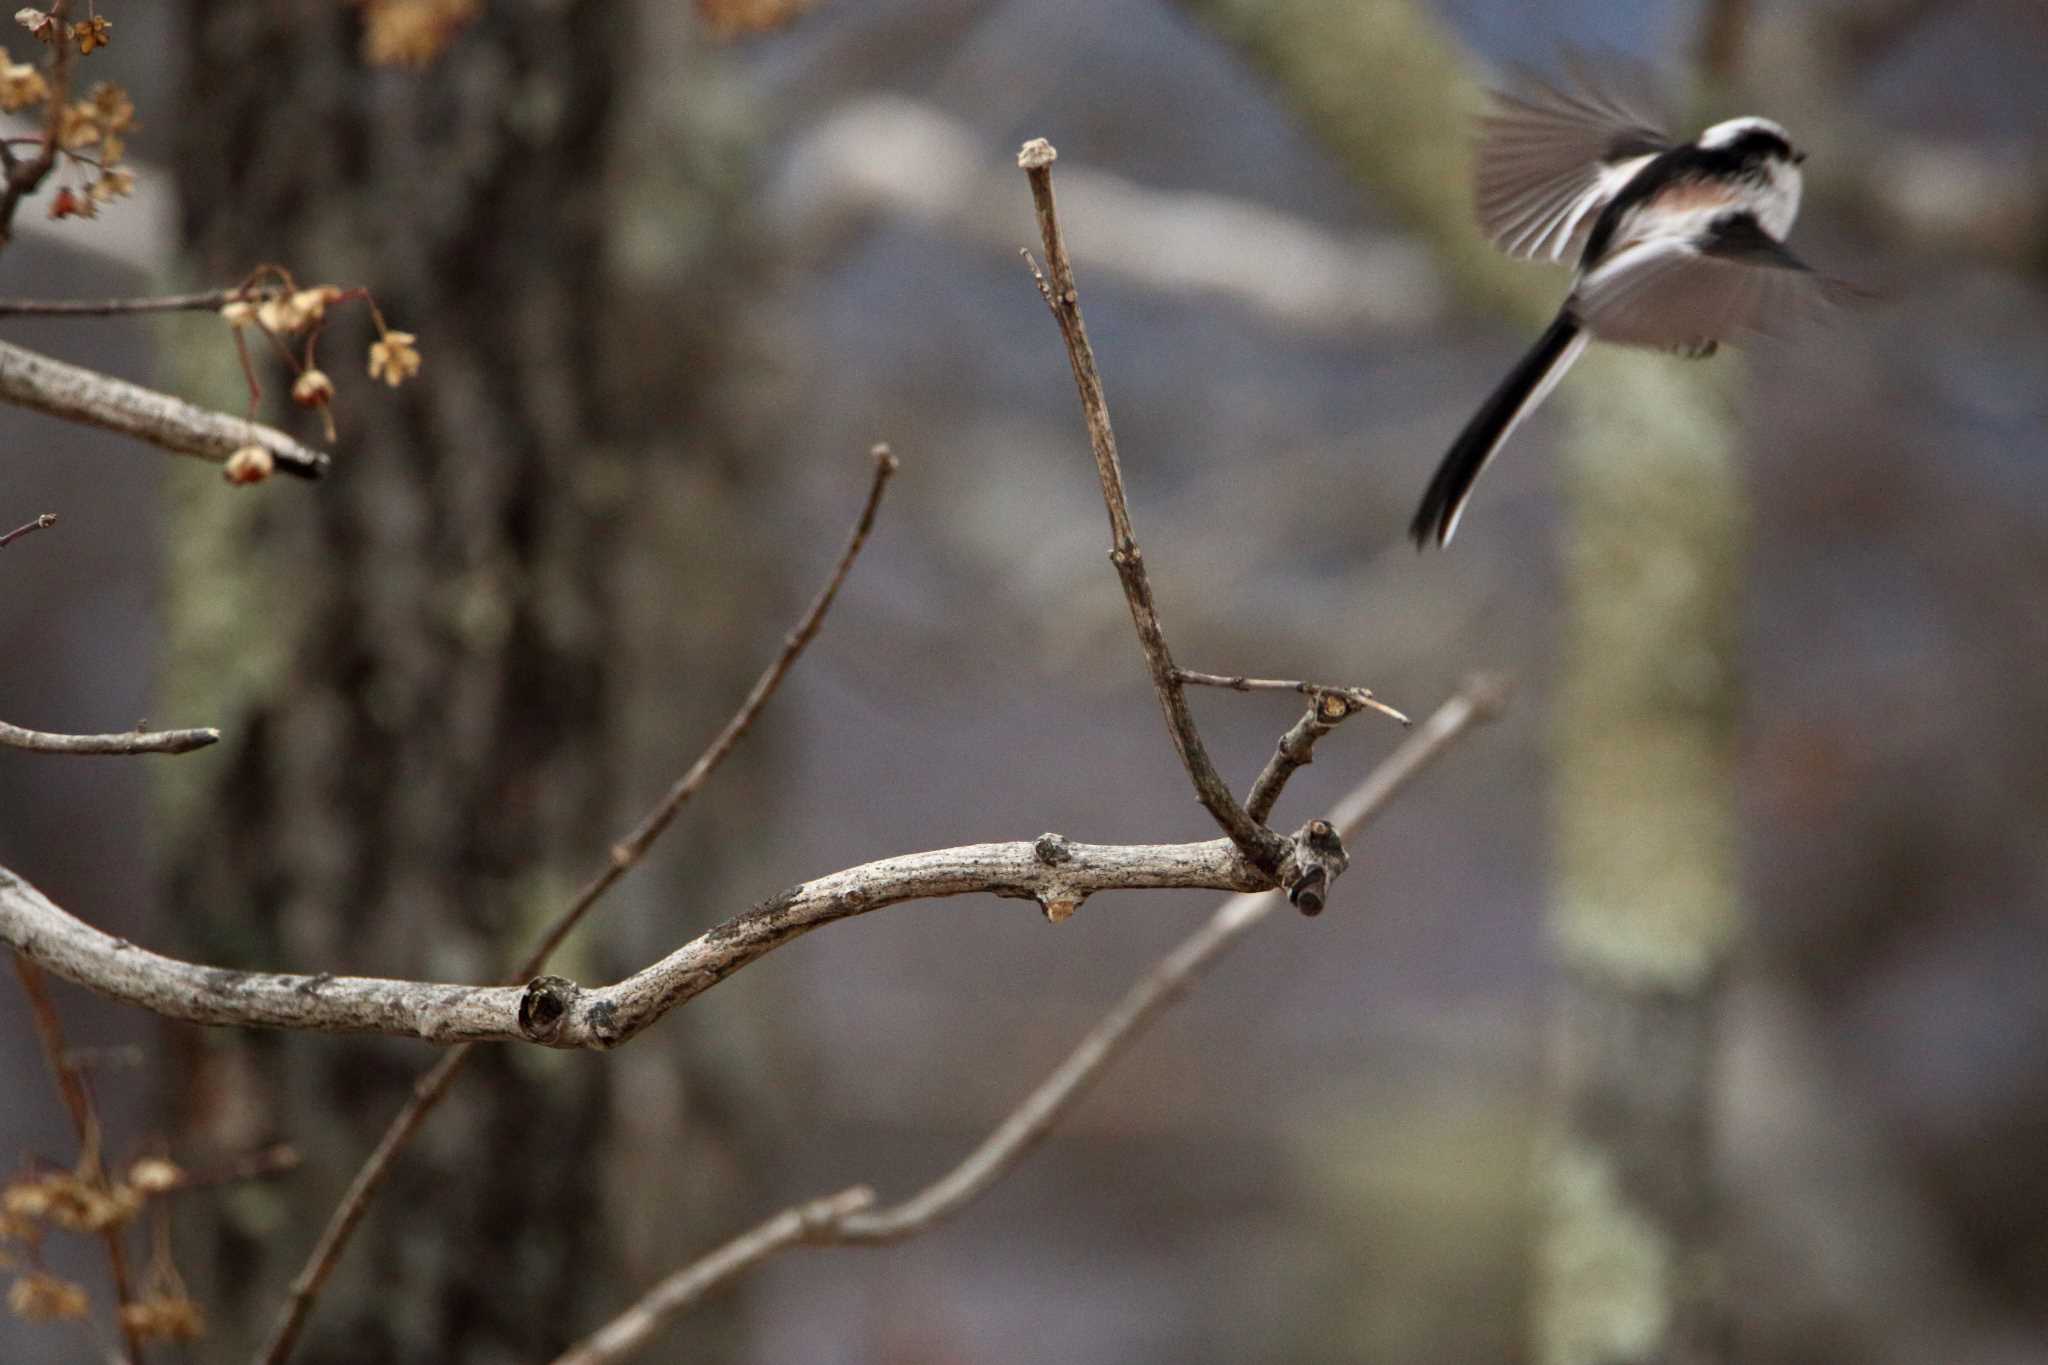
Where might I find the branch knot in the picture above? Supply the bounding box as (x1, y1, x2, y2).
(1281, 819, 1350, 918)
(517, 975, 581, 1045)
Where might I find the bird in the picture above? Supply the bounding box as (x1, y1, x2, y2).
(1409, 57, 1849, 548)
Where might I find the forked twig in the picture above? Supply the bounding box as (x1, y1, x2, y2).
(253, 447, 901, 1365)
(550, 677, 1509, 1365)
(1173, 667, 1411, 725)
(1017, 138, 1290, 877)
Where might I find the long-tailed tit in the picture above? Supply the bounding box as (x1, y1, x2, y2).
(1410, 59, 1849, 548)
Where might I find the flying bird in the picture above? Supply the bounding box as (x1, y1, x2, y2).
(1410, 59, 1848, 548)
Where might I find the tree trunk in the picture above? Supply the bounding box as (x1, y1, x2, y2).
(158, 4, 767, 1360)
(1174, 4, 1746, 1360)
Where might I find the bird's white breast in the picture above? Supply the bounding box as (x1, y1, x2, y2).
(1754, 160, 1803, 240)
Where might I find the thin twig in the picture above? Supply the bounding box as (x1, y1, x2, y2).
(0, 718, 220, 755)
(0, 337, 330, 479)
(1016, 138, 1290, 878)
(549, 1188, 879, 1365)
(0, 511, 57, 548)
(550, 677, 1510, 1365)
(517, 445, 898, 973)
(13, 953, 149, 1365)
(0, 0, 77, 249)
(0, 289, 254, 318)
(1247, 693, 1369, 825)
(253, 447, 901, 1365)
(1174, 667, 1411, 724)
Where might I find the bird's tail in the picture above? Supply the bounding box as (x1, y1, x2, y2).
(1409, 311, 1588, 548)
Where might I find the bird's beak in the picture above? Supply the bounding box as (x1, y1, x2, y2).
(1792, 149, 1807, 164)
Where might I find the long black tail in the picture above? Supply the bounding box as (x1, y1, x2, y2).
(1410, 311, 1587, 548)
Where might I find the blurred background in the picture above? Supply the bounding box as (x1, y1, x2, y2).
(2, 0, 2045, 1361)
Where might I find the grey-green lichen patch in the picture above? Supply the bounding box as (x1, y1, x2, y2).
(1534, 1141, 1674, 1365)
(1550, 347, 1747, 992)
(149, 304, 310, 850)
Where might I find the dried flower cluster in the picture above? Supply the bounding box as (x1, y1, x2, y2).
(10, 7, 135, 221)
(16, 5, 110, 53)
(2, 1157, 204, 1340)
(214, 264, 422, 477)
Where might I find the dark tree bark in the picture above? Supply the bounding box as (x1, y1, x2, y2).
(159, 4, 768, 1360)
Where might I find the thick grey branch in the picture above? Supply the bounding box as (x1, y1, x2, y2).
(0, 838, 1267, 1049)
(254, 446, 901, 1365)
(0, 337, 330, 479)
(0, 718, 220, 756)
(550, 679, 1508, 1365)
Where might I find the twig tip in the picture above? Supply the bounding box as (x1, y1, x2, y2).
(869, 442, 900, 474)
(1016, 138, 1057, 171)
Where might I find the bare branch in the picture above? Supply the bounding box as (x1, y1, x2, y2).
(13, 954, 148, 1364)
(1017, 138, 1290, 878)
(550, 678, 1509, 1365)
(0, 337, 330, 480)
(0, 838, 1268, 1048)
(0, 511, 57, 548)
(549, 1188, 879, 1365)
(1167, 671, 1408, 849)
(0, 289, 252, 318)
(0, 718, 220, 756)
(1173, 667, 1411, 724)
(253, 446, 902, 1365)
(1245, 692, 1392, 826)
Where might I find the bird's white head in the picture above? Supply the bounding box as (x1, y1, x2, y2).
(1699, 115, 1797, 154)
(1699, 116, 1804, 238)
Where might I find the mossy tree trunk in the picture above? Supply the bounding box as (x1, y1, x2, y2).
(1178, 4, 1745, 1360)
(159, 4, 766, 1360)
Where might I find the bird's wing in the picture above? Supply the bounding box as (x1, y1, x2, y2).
(1570, 213, 1854, 349)
(1474, 54, 1673, 265)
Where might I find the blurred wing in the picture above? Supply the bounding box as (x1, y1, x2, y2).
(1571, 215, 1852, 349)
(1474, 55, 1673, 264)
